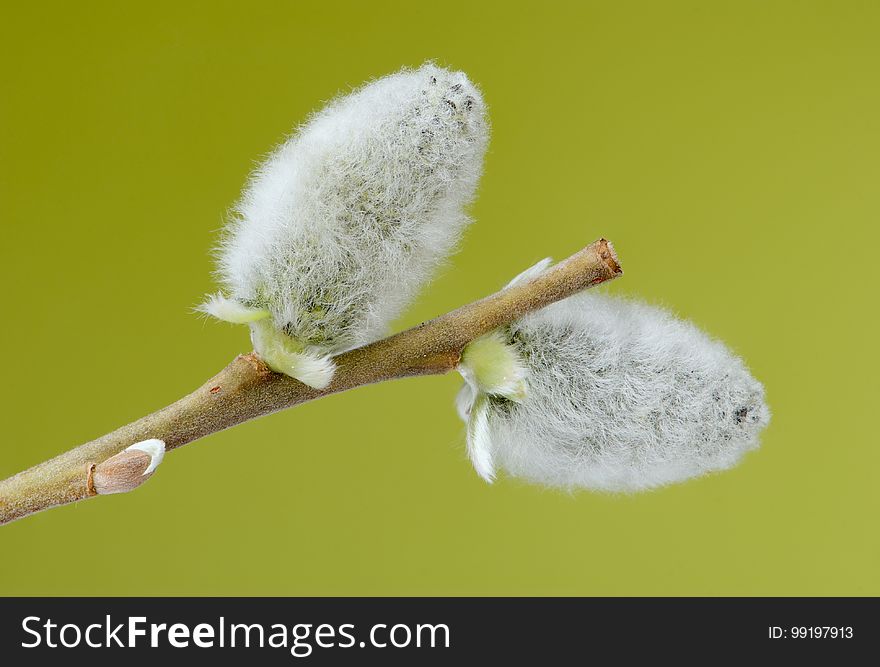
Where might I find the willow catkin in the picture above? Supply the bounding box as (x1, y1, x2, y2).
(457, 261, 770, 492)
(202, 63, 489, 388)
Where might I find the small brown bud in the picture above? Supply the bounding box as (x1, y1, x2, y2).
(92, 439, 165, 495)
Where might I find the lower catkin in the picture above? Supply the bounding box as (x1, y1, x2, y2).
(458, 287, 770, 492)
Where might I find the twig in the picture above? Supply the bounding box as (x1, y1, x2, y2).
(0, 239, 621, 525)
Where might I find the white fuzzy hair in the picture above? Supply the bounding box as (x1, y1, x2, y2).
(204, 63, 488, 388)
(458, 266, 770, 492)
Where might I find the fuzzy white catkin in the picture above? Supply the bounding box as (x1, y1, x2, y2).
(458, 268, 770, 492)
(203, 63, 489, 388)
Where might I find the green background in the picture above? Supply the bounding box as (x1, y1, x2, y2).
(1, 1, 877, 595)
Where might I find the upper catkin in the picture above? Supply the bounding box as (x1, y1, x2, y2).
(457, 262, 770, 492)
(202, 63, 489, 388)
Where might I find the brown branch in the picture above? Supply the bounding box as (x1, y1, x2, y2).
(0, 239, 621, 525)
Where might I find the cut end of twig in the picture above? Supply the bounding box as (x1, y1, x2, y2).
(597, 238, 622, 277)
(91, 439, 166, 495)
